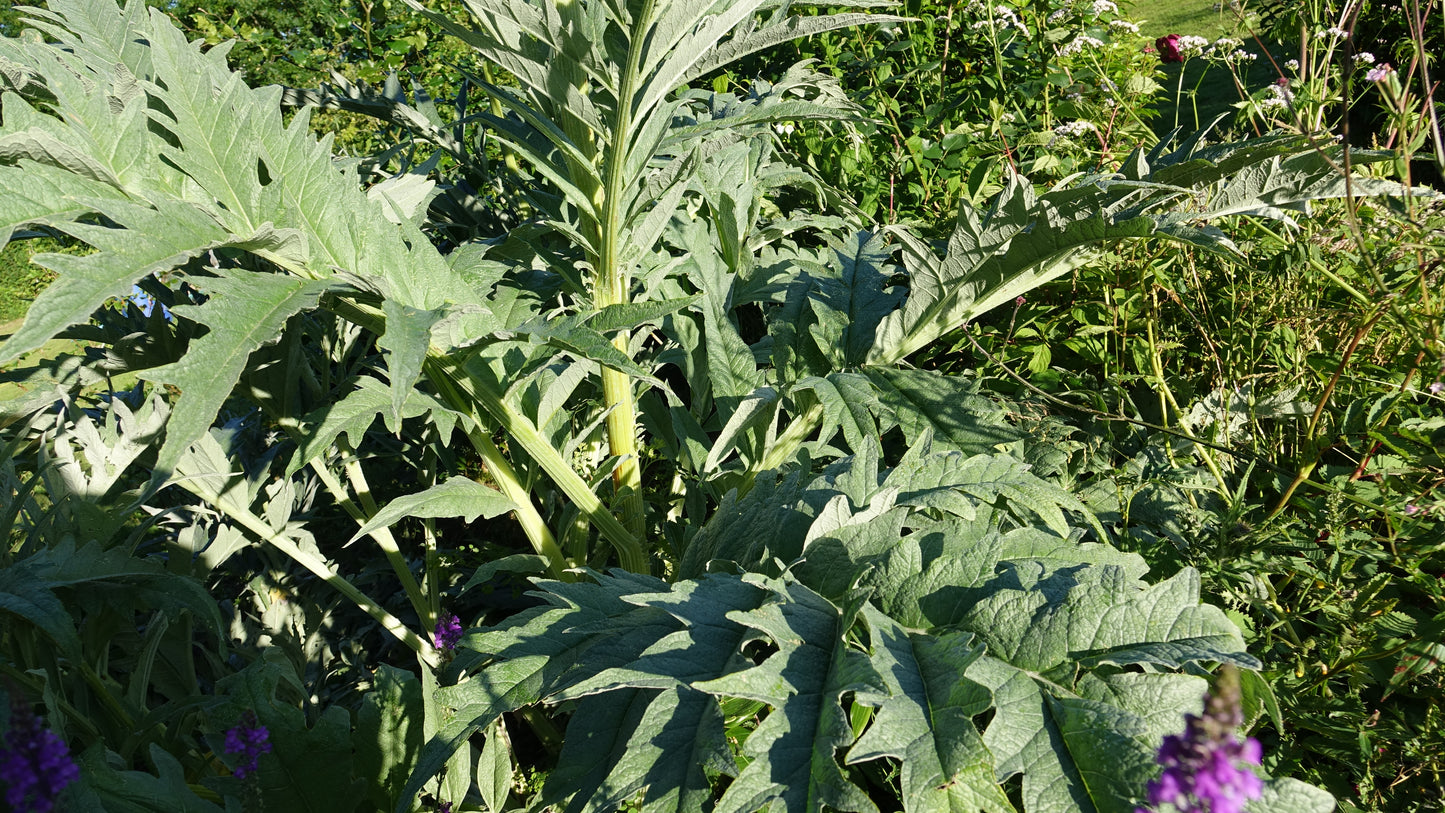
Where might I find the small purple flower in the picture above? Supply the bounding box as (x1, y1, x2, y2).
(1429, 381, 1443, 395)
(438, 803, 454, 813)
(1404, 504, 1421, 516)
(1365, 63, 1393, 83)
(434, 613, 464, 653)
(0, 699, 79, 813)
(1137, 666, 1264, 813)
(223, 710, 272, 779)
(1156, 34, 1184, 64)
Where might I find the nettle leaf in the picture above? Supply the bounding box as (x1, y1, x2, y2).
(693, 577, 883, 813)
(847, 605, 1016, 813)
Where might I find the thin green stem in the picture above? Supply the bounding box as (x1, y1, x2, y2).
(304, 453, 431, 625)
(175, 477, 438, 668)
(426, 356, 646, 571)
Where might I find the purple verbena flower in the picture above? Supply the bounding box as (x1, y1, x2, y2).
(1138, 666, 1264, 813)
(223, 710, 272, 779)
(434, 613, 464, 653)
(0, 699, 79, 813)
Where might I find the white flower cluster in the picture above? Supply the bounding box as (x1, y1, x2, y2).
(1059, 35, 1106, 56)
(1353, 52, 1375, 64)
(1200, 37, 1254, 63)
(1053, 120, 1097, 138)
(1285, 59, 1300, 71)
(968, 2, 1031, 35)
(1110, 19, 1140, 34)
(1315, 26, 1348, 40)
(1177, 35, 1210, 59)
(1259, 82, 1293, 113)
(1090, 0, 1119, 16)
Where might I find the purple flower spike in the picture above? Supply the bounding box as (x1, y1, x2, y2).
(434, 613, 464, 653)
(0, 699, 79, 813)
(1139, 665, 1264, 813)
(223, 710, 272, 779)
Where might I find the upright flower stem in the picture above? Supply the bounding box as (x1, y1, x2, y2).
(592, 0, 659, 551)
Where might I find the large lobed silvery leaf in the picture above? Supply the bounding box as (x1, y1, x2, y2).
(865, 132, 1417, 367)
(685, 448, 1330, 813)
(402, 573, 889, 813)
(0, 0, 494, 477)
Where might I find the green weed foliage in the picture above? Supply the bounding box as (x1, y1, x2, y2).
(0, 0, 1440, 811)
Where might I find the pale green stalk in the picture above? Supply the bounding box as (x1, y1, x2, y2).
(591, 0, 660, 546)
(305, 454, 431, 625)
(426, 356, 646, 572)
(175, 477, 439, 668)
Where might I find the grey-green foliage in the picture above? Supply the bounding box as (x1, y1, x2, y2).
(0, 0, 1399, 568)
(415, 446, 1328, 813)
(0, 0, 1380, 809)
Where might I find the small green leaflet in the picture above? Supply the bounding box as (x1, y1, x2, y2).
(351, 477, 517, 543)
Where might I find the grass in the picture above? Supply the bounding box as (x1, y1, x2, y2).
(1127, 0, 1294, 138)
(0, 240, 55, 325)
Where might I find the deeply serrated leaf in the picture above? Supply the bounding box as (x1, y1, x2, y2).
(379, 300, 443, 433)
(143, 271, 334, 477)
(694, 577, 883, 813)
(848, 605, 1015, 813)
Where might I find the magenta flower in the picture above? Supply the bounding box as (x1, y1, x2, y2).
(1137, 666, 1264, 813)
(223, 710, 272, 779)
(0, 700, 79, 813)
(1156, 34, 1184, 64)
(434, 613, 464, 653)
